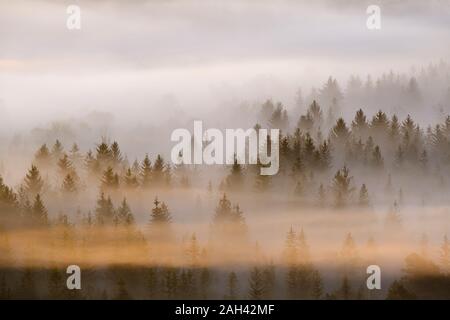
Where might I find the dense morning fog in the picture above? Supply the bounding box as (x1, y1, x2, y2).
(0, 0, 449, 301)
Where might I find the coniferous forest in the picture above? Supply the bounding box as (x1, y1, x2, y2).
(1, 63, 450, 300)
(1, 0, 450, 302)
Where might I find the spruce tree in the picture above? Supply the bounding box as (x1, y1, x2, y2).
(140, 154, 152, 188)
(34, 144, 51, 168)
(331, 166, 354, 208)
(23, 165, 44, 196)
(58, 153, 74, 176)
(95, 192, 115, 225)
(101, 167, 119, 190)
(248, 266, 265, 300)
(358, 184, 370, 207)
(51, 140, 64, 161)
(116, 198, 134, 226)
(110, 141, 123, 168)
(152, 154, 165, 185)
(371, 145, 384, 168)
(339, 275, 352, 300)
(224, 271, 239, 299)
(96, 142, 112, 166)
(124, 168, 139, 189)
(150, 198, 171, 224)
(32, 194, 48, 225)
(61, 173, 77, 193)
(226, 155, 243, 190)
(69, 143, 83, 167)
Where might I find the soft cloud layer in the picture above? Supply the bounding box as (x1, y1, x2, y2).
(0, 0, 449, 130)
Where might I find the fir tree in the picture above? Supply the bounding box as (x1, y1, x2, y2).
(151, 154, 165, 186)
(331, 166, 354, 208)
(61, 173, 77, 193)
(34, 144, 51, 168)
(96, 141, 112, 165)
(331, 118, 350, 145)
(58, 153, 74, 176)
(123, 168, 139, 189)
(358, 184, 370, 207)
(311, 270, 323, 299)
(351, 109, 368, 139)
(248, 266, 265, 300)
(69, 143, 83, 167)
(23, 165, 44, 196)
(101, 167, 119, 190)
(140, 154, 152, 188)
(224, 271, 239, 299)
(339, 276, 352, 300)
(225, 155, 243, 190)
(110, 141, 123, 168)
(32, 194, 48, 225)
(51, 140, 64, 161)
(371, 145, 384, 168)
(150, 198, 171, 224)
(116, 198, 134, 226)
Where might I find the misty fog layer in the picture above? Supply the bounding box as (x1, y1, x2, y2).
(1, 0, 450, 300)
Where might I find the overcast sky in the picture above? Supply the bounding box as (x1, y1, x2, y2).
(1, 0, 449, 130)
